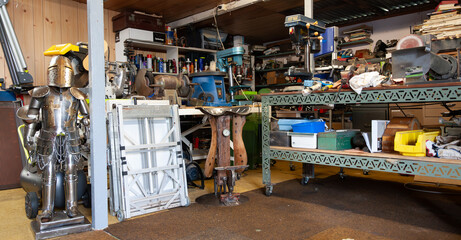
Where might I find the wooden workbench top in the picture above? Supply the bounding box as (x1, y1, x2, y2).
(270, 146, 461, 165)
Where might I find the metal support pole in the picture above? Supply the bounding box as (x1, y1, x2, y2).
(303, 0, 315, 182)
(229, 65, 235, 102)
(87, 0, 108, 230)
(304, 0, 315, 74)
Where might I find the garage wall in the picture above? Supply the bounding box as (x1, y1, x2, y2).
(1, 0, 118, 87)
(338, 10, 431, 53)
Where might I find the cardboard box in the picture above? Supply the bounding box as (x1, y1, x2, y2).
(266, 71, 286, 85)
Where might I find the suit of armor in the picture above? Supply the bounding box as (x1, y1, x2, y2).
(18, 56, 89, 222)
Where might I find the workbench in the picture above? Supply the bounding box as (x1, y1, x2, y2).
(261, 82, 461, 196)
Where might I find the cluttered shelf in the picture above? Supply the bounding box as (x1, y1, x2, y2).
(261, 82, 461, 195)
(256, 67, 290, 73)
(255, 51, 296, 59)
(270, 146, 461, 165)
(256, 82, 303, 88)
(124, 38, 218, 54)
(338, 38, 373, 48)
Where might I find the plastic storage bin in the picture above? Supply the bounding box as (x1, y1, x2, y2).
(292, 120, 325, 133)
(270, 131, 291, 147)
(289, 132, 317, 149)
(394, 130, 440, 156)
(278, 119, 312, 131)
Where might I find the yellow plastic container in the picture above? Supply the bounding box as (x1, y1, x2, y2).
(394, 130, 440, 156)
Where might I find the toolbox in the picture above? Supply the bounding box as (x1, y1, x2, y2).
(112, 10, 165, 33)
(317, 130, 360, 150)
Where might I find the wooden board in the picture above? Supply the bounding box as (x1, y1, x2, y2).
(270, 146, 461, 165)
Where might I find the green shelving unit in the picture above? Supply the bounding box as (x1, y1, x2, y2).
(260, 83, 461, 196)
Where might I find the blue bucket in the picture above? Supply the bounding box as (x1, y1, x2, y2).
(292, 120, 325, 133)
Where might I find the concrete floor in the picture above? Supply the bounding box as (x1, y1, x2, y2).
(0, 161, 458, 239)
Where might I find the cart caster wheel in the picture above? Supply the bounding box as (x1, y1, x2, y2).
(116, 210, 125, 222)
(25, 192, 39, 219)
(290, 165, 296, 171)
(362, 170, 369, 175)
(301, 177, 309, 186)
(265, 185, 273, 196)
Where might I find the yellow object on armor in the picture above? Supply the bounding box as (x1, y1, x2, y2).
(44, 43, 80, 56)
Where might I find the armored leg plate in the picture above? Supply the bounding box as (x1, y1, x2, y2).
(31, 211, 91, 240)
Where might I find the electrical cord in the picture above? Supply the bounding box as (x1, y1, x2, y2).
(404, 182, 461, 195)
(213, 7, 225, 50)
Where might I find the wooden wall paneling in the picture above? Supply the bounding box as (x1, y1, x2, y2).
(0, 0, 120, 88)
(13, 0, 35, 87)
(43, 0, 62, 84)
(33, 0, 46, 86)
(61, 0, 79, 44)
(108, 10, 116, 62)
(77, 2, 87, 42)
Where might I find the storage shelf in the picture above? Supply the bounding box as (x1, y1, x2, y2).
(256, 67, 289, 73)
(261, 83, 461, 195)
(338, 38, 373, 47)
(256, 82, 302, 88)
(150, 72, 177, 76)
(125, 39, 217, 54)
(255, 51, 295, 59)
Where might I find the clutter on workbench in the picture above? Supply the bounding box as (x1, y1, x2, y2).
(349, 71, 386, 94)
(430, 135, 461, 160)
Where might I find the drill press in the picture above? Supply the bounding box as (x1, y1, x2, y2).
(284, 14, 326, 95)
(216, 46, 246, 105)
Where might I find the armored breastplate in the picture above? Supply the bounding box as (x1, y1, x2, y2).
(41, 87, 79, 134)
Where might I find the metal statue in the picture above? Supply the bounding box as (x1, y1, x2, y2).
(17, 55, 90, 222)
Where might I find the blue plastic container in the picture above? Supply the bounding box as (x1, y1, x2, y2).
(278, 119, 312, 131)
(292, 120, 325, 133)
